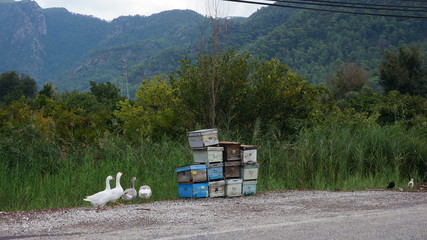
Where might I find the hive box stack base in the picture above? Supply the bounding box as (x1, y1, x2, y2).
(176, 165, 208, 198)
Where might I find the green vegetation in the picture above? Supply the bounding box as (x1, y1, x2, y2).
(0, 46, 426, 211)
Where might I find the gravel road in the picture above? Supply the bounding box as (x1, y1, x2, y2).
(1, 190, 426, 240)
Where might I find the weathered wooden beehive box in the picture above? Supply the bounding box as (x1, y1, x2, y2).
(176, 165, 207, 183)
(241, 163, 259, 181)
(192, 147, 224, 164)
(187, 129, 219, 148)
(240, 145, 258, 164)
(223, 161, 241, 179)
(208, 180, 225, 197)
(219, 141, 241, 161)
(206, 163, 224, 181)
(225, 179, 243, 197)
(242, 180, 257, 195)
(178, 183, 209, 198)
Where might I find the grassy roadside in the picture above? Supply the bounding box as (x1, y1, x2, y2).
(0, 123, 425, 211)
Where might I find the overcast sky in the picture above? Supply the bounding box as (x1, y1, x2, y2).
(34, 0, 262, 21)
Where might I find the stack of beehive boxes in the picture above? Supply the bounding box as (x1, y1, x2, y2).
(176, 128, 260, 198)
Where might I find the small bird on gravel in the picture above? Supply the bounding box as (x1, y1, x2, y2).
(408, 178, 414, 189)
(387, 181, 395, 190)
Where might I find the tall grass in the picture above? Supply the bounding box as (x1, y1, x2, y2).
(256, 123, 426, 191)
(0, 123, 425, 211)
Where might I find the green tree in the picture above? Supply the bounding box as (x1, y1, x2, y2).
(171, 51, 253, 129)
(0, 71, 37, 104)
(39, 83, 57, 98)
(114, 75, 188, 139)
(247, 58, 330, 133)
(327, 62, 369, 100)
(379, 46, 427, 96)
(89, 81, 123, 109)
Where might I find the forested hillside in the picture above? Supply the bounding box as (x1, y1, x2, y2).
(234, 7, 427, 84)
(0, 1, 426, 94)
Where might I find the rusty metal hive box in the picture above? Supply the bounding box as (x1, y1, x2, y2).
(223, 161, 241, 179)
(219, 141, 241, 161)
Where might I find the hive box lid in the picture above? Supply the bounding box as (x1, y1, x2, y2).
(192, 147, 224, 151)
(207, 162, 223, 168)
(243, 180, 258, 185)
(176, 164, 207, 172)
(187, 128, 218, 137)
(241, 145, 258, 150)
(219, 141, 240, 146)
(224, 161, 241, 167)
(242, 163, 260, 168)
(225, 178, 243, 184)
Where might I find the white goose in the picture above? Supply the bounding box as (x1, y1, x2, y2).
(138, 183, 152, 203)
(408, 178, 414, 188)
(108, 172, 124, 207)
(122, 177, 137, 202)
(83, 175, 114, 210)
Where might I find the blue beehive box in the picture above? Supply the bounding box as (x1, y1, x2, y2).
(242, 180, 257, 195)
(207, 163, 224, 181)
(178, 183, 209, 198)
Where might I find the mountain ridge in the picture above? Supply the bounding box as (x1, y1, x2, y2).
(0, 1, 426, 94)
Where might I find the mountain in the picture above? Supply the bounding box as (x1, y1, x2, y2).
(0, 1, 426, 95)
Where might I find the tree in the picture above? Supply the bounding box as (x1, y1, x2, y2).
(0, 71, 37, 104)
(379, 46, 427, 96)
(114, 75, 189, 139)
(327, 62, 369, 99)
(89, 81, 123, 109)
(39, 83, 57, 98)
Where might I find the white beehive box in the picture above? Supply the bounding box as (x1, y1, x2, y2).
(187, 129, 219, 148)
(209, 180, 225, 198)
(241, 163, 259, 181)
(225, 179, 243, 197)
(240, 145, 258, 164)
(192, 147, 224, 163)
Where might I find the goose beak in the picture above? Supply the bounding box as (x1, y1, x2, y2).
(112, 177, 115, 180)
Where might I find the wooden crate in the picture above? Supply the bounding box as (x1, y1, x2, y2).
(192, 147, 224, 164)
(176, 165, 207, 183)
(208, 180, 225, 198)
(207, 163, 224, 181)
(219, 141, 241, 161)
(178, 183, 208, 198)
(241, 163, 259, 181)
(223, 161, 241, 179)
(187, 129, 219, 148)
(225, 179, 242, 197)
(242, 180, 257, 196)
(240, 145, 258, 164)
